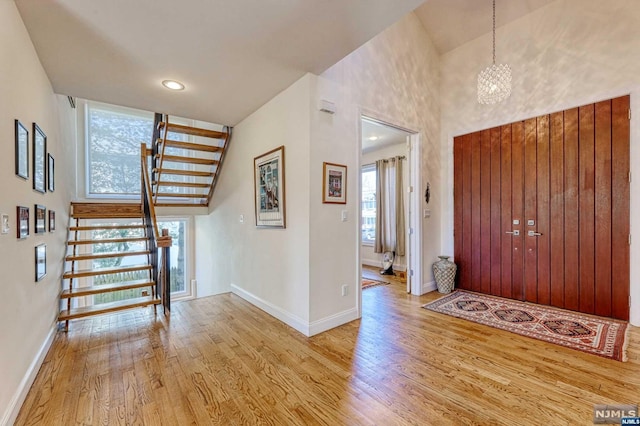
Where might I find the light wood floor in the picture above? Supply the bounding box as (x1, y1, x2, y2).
(16, 280, 640, 425)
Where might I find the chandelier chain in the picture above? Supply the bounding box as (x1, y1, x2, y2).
(492, 0, 496, 65)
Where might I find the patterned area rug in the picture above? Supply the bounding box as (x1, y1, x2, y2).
(362, 278, 388, 290)
(423, 290, 629, 361)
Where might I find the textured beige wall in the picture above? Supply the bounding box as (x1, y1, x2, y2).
(439, 0, 640, 324)
(310, 11, 441, 322)
(0, 3, 74, 424)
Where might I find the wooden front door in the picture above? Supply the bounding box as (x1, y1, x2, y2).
(453, 95, 630, 320)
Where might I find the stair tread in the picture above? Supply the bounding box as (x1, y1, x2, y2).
(156, 193, 208, 198)
(68, 236, 149, 245)
(155, 203, 208, 207)
(160, 139, 223, 153)
(63, 264, 151, 279)
(154, 168, 214, 177)
(155, 181, 210, 188)
(159, 122, 227, 139)
(69, 224, 144, 231)
(158, 154, 219, 166)
(60, 279, 155, 298)
(66, 250, 150, 262)
(58, 296, 160, 321)
(71, 202, 143, 219)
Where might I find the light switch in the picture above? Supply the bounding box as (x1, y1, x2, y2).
(239, 214, 244, 223)
(341, 210, 348, 222)
(424, 209, 431, 218)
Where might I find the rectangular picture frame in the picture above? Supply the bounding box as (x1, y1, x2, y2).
(254, 146, 286, 228)
(49, 210, 56, 232)
(33, 123, 46, 193)
(15, 120, 29, 180)
(35, 204, 46, 234)
(47, 154, 55, 192)
(35, 244, 46, 282)
(322, 162, 347, 204)
(17, 206, 29, 239)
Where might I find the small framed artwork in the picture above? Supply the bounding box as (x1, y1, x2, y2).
(15, 120, 29, 179)
(322, 162, 347, 204)
(254, 146, 286, 228)
(17, 206, 29, 239)
(32, 123, 46, 193)
(35, 244, 46, 282)
(35, 204, 46, 234)
(47, 154, 55, 192)
(49, 210, 56, 232)
(1, 214, 9, 234)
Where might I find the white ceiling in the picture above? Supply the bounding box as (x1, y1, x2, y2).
(414, 0, 557, 54)
(14, 0, 424, 126)
(361, 119, 410, 154)
(14, 0, 558, 127)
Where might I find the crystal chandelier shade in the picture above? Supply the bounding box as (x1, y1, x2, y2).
(477, 0, 511, 105)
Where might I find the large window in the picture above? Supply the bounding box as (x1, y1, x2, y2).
(158, 219, 189, 297)
(361, 165, 376, 245)
(86, 103, 154, 196)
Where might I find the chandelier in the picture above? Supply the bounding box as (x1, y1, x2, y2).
(477, 0, 511, 104)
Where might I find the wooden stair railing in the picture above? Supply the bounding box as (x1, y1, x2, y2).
(59, 203, 161, 330)
(151, 113, 232, 207)
(141, 143, 172, 313)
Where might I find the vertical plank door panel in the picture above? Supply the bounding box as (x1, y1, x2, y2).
(549, 111, 565, 309)
(490, 127, 502, 296)
(471, 132, 482, 293)
(524, 118, 538, 303)
(461, 134, 473, 290)
(453, 136, 464, 288)
(611, 95, 630, 320)
(500, 125, 513, 299)
(536, 115, 551, 305)
(480, 129, 492, 294)
(594, 100, 612, 318)
(578, 104, 595, 314)
(511, 122, 525, 301)
(563, 107, 580, 312)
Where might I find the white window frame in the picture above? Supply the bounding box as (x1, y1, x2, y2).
(361, 163, 377, 247)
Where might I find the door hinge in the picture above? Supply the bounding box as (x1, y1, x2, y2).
(629, 234, 632, 245)
(407, 185, 413, 193)
(629, 172, 632, 183)
(410, 269, 414, 277)
(629, 108, 632, 120)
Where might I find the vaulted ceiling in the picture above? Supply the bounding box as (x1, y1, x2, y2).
(15, 0, 558, 126)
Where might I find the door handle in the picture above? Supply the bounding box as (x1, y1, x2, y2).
(528, 231, 542, 237)
(505, 230, 520, 236)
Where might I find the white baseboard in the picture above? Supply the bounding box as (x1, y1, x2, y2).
(2, 325, 56, 426)
(230, 284, 310, 336)
(421, 280, 437, 295)
(308, 307, 359, 336)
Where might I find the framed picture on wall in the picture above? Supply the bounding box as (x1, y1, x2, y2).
(17, 206, 29, 239)
(254, 146, 286, 228)
(15, 120, 29, 180)
(32, 123, 46, 193)
(47, 154, 55, 192)
(35, 244, 46, 282)
(322, 162, 347, 204)
(35, 204, 46, 234)
(49, 210, 56, 232)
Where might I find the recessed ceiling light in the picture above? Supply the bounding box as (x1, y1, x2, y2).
(368, 136, 379, 141)
(162, 80, 185, 90)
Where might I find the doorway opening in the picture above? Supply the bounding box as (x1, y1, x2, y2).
(359, 115, 421, 312)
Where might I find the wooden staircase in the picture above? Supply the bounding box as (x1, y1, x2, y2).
(58, 202, 161, 328)
(152, 114, 231, 207)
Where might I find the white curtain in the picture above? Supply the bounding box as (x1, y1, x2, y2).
(374, 156, 405, 256)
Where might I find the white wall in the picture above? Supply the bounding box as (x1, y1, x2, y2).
(361, 142, 409, 271)
(439, 0, 640, 325)
(0, 3, 74, 424)
(195, 74, 312, 332)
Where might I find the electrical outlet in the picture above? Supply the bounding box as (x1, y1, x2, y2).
(341, 285, 348, 296)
